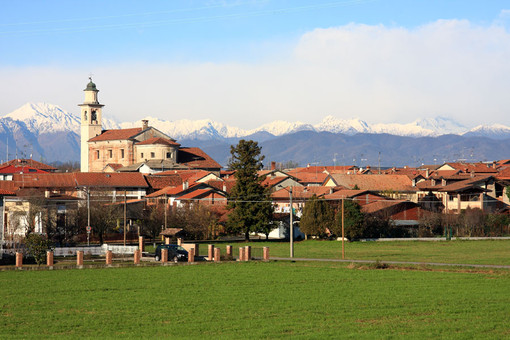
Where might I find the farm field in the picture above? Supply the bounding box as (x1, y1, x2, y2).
(1, 261, 509, 339)
(222, 239, 510, 265)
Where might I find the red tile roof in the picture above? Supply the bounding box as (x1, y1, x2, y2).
(178, 147, 221, 169)
(327, 174, 416, 192)
(88, 128, 142, 142)
(12, 173, 77, 188)
(0, 165, 47, 174)
(74, 172, 149, 188)
(0, 159, 57, 171)
(145, 174, 183, 190)
(271, 186, 333, 200)
(289, 172, 328, 184)
(136, 137, 180, 146)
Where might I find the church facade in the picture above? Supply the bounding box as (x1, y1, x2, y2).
(80, 79, 221, 173)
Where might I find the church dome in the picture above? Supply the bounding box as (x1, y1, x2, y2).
(84, 78, 98, 91)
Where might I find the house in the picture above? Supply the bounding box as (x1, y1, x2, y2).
(79, 78, 221, 174)
(323, 174, 418, 202)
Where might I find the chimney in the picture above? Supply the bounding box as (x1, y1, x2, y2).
(142, 119, 149, 130)
(183, 180, 188, 190)
(425, 168, 429, 178)
(271, 161, 276, 171)
(493, 161, 497, 169)
(223, 183, 227, 192)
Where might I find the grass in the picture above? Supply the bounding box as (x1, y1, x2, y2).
(217, 239, 510, 265)
(1, 261, 509, 339)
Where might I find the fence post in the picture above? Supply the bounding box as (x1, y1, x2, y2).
(134, 250, 140, 264)
(106, 250, 113, 265)
(245, 246, 251, 261)
(177, 238, 183, 246)
(238, 247, 245, 262)
(47, 251, 54, 267)
(161, 248, 168, 263)
(188, 248, 195, 263)
(214, 247, 221, 262)
(15, 252, 22, 268)
(165, 237, 170, 245)
(263, 247, 270, 261)
(226, 245, 232, 257)
(139, 236, 144, 254)
(208, 244, 214, 261)
(76, 251, 84, 267)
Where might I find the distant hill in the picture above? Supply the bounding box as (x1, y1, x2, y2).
(2, 102, 510, 166)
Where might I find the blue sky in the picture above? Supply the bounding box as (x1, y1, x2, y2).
(1, 0, 510, 129)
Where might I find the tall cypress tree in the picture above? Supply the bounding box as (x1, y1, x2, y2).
(227, 140, 273, 240)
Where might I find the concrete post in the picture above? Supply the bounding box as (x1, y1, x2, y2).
(76, 251, 84, 267)
(134, 250, 140, 264)
(208, 244, 214, 261)
(214, 247, 221, 262)
(239, 247, 245, 261)
(188, 248, 195, 263)
(263, 247, 270, 261)
(245, 246, 251, 261)
(165, 237, 170, 245)
(177, 238, 183, 246)
(47, 251, 54, 267)
(139, 236, 144, 253)
(15, 252, 22, 268)
(161, 248, 168, 263)
(226, 245, 232, 257)
(106, 250, 113, 265)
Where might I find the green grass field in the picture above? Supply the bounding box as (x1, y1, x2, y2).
(1, 261, 509, 339)
(221, 239, 510, 265)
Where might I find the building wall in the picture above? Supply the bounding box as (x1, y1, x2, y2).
(134, 144, 178, 163)
(88, 140, 135, 172)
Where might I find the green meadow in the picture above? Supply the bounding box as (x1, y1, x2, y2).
(1, 261, 509, 339)
(223, 239, 510, 265)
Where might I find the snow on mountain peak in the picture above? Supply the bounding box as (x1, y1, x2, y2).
(4, 102, 80, 134)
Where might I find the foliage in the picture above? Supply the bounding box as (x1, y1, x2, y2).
(24, 233, 52, 265)
(299, 195, 335, 238)
(1, 262, 509, 338)
(227, 140, 273, 240)
(142, 205, 166, 242)
(166, 203, 219, 240)
(86, 193, 121, 244)
(332, 200, 365, 240)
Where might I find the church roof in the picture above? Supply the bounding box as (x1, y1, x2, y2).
(88, 128, 142, 142)
(136, 137, 180, 146)
(177, 147, 222, 170)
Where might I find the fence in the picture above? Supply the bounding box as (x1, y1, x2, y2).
(52, 244, 138, 257)
(196, 245, 265, 260)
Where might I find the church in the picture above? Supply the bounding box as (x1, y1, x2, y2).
(80, 78, 221, 174)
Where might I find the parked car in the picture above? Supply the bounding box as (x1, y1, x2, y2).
(155, 244, 188, 262)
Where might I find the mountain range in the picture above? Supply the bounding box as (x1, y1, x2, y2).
(2, 102, 510, 167)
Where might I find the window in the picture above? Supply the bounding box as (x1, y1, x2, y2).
(141, 153, 144, 158)
(151, 152, 155, 158)
(108, 149, 113, 158)
(166, 152, 172, 159)
(96, 150, 100, 159)
(121, 149, 125, 159)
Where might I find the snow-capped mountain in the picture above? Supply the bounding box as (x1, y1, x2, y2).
(463, 124, 510, 140)
(2, 102, 510, 165)
(5, 103, 80, 134)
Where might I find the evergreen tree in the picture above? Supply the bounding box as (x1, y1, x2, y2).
(333, 200, 365, 240)
(299, 195, 335, 238)
(227, 140, 273, 240)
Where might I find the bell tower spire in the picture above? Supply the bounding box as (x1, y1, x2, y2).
(79, 77, 104, 172)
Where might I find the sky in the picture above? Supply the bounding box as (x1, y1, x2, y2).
(1, 0, 510, 129)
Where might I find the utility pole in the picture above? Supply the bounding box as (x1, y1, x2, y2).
(87, 187, 90, 246)
(123, 190, 127, 246)
(341, 198, 345, 259)
(164, 194, 168, 230)
(289, 187, 294, 258)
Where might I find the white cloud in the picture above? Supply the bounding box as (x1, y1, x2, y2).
(2, 19, 510, 129)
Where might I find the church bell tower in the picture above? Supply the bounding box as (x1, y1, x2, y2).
(79, 77, 104, 172)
